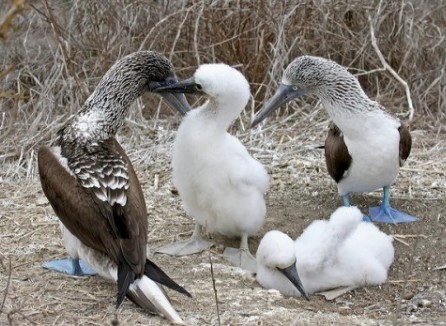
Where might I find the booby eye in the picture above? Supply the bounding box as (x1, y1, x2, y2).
(292, 86, 299, 91)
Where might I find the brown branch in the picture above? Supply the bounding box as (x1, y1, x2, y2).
(0, 0, 26, 40)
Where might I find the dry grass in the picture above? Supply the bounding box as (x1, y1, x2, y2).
(0, 0, 445, 325)
(0, 0, 445, 176)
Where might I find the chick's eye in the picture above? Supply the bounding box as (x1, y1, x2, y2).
(196, 84, 203, 90)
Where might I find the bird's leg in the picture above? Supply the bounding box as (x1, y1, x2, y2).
(368, 186, 417, 224)
(155, 223, 214, 256)
(342, 193, 372, 222)
(43, 257, 96, 276)
(223, 232, 257, 273)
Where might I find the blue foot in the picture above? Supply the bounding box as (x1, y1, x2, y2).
(362, 215, 372, 223)
(368, 205, 417, 224)
(43, 258, 97, 276)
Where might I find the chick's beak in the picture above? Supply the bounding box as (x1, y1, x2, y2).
(277, 263, 310, 301)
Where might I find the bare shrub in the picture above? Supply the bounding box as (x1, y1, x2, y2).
(0, 0, 444, 178)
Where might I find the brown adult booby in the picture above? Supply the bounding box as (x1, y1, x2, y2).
(38, 51, 191, 323)
(252, 55, 416, 224)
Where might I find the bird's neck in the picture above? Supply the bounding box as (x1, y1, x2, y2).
(201, 98, 243, 131)
(61, 74, 146, 144)
(319, 87, 390, 138)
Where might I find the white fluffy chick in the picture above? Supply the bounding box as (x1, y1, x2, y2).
(154, 63, 269, 272)
(256, 206, 394, 299)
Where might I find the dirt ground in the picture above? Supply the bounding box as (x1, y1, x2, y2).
(0, 118, 445, 325)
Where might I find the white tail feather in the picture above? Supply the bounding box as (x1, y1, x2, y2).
(130, 276, 185, 325)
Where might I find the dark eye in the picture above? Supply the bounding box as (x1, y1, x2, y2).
(196, 84, 203, 90)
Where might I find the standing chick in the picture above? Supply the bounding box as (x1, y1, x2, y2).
(154, 64, 269, 272)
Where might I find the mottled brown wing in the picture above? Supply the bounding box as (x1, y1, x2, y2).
(38, 137, 147, 276)
(398, 123, 412, 166)
(324, 123, 352, 183)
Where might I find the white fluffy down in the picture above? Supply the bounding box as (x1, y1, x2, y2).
(173, 64, 269, 237)
(256, 206, 395, 297)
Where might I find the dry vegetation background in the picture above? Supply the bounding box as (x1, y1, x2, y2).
(0, 0, 445, 325)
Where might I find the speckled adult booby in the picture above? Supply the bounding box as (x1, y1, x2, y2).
(153, 63, 269, 272)
(38, 51, 191, 323)
(252, 55, 416, 224)
(256, 206, 394, 299)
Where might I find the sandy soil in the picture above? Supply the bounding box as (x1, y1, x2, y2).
(0, 121, 445, 326)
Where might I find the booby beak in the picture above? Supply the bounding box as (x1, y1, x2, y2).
(277, 263, 310, 301)
(152, 77, 205, 95)
(149, 77, 193, 116)
(251, 83, 306, 127)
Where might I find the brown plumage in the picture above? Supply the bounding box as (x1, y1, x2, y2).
(325, 122, 412, 184)
(324, 123, 352, 183)
(398, 123, 412, 166)
(38, 51, 191, 323)
(39, 138, 146, 279)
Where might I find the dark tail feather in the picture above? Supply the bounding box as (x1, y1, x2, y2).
(117, 263, 135, 308)
(144, 259, 192, 298)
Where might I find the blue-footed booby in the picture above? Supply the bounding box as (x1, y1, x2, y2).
(38, 51, 191, 323)
(252, 55, 416, 224)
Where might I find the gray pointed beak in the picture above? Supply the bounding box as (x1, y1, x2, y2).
(278, 263, 309, 301)
(251, 84, 306, 127)
(151, 77, 204, 95)
(149, 77, 192, 116)
(158, 92, 191, 116)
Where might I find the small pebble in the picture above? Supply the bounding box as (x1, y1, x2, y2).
(403, 291, 415, 300)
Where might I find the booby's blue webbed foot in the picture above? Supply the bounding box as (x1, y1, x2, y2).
(369, 205, 417, 224)
(43, 258, 97, 276)
(368, 205, 417, 224)
(362, 215, 372, 223)
(223, 247, 257, 273)
(368, 186, 417, 224)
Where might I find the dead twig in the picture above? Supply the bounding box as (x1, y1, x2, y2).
(369, 10, 415, 121)
(0, 255, 12, 319)
(209, 252, 221, 326)
(0, 64, 15, 80)
(0, 0, 26, 40)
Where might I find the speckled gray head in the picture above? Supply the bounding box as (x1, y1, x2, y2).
(282, 56, 351, 90)
(251, 55, 364, 127)
(87, 51, 191, 116)
(60, 51, 191, 145)
(110, 51, 175, 85)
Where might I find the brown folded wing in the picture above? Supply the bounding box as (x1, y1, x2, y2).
(38, 137, 147, 277)
(324, 123, 352, 183)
